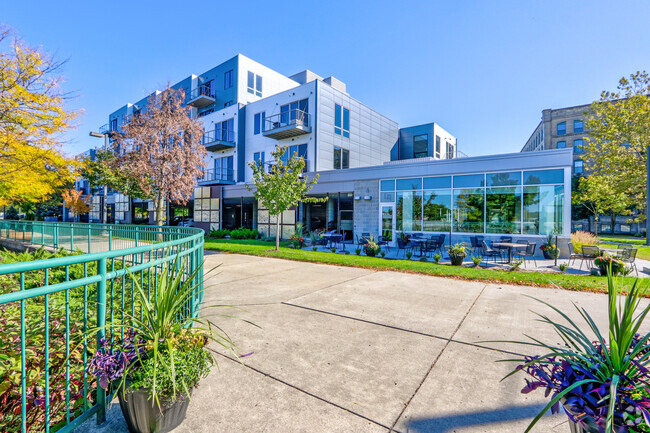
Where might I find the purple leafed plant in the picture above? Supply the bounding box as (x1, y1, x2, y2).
(87, 331, 146, 390)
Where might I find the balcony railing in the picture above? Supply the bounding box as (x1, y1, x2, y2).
(186, 85, 215, 108)
(198, 168, 235, 184)
(263, 109, 311, 139)
(202, 128, 236, 151)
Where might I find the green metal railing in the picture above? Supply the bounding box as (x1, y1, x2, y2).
(0, 221, 205, 433)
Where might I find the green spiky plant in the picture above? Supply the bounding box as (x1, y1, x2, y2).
(498, 266, 650, 432)
(86, 254, 255, 409)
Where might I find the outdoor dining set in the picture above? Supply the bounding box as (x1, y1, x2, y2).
(567, 242, 639, 275)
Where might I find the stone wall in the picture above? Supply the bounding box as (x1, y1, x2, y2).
(353, 180, 380, 241)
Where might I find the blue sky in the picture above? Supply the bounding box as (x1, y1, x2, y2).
(3, 0, 649, 157)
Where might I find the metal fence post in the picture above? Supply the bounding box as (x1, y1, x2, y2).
(108, 226, 112, 251)
(53, 223, 59, 248)
(96, 256, 107, 424)
(70, 225, 74, 251)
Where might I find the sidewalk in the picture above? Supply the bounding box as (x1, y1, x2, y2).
(78, 252, 650, 432)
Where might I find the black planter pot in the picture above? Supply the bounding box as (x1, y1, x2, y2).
(450, 255, 465, 266)
(542, 250, 558, 260)
(118, 387, 192, 433)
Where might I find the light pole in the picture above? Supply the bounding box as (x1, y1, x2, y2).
(89, 129, 109, 224)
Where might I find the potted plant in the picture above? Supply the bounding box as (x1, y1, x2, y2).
(594, 255, 627, 276)
(500, 268, 650, 433)
(87, 255, 244, 433)
(540, 233, 560, 259)
(364, 236, 381, 257)
(290, 223, 305, 249)
(448, 243, 470, 266)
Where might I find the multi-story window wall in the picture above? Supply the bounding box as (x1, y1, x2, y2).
(380, 168, 565, 236)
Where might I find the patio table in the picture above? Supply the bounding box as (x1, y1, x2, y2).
(599, 247, 625, 256)
(492, 242, 528, 263)
(408, 238, 426, 256)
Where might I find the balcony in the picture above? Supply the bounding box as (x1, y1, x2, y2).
(197, 168, 235, 185)
(202, 128, 236, 151)
(263, 109, 311, 140)
(186, 85, 215, 108)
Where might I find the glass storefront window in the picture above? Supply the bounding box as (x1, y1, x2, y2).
(396, 191, 422, 231)
(423, 190, 451, 232)
(523, 185, 564, 235)
(523, 169, 564, 185)
(453, 188, 484, 233)
(486, 187, 521, 234)
(396, 178, 422, 190)
(486, 172, 521, 187)
(423, 176, 451, 189)
(380, 180, 395, 191)
(453, 174, 485, 188)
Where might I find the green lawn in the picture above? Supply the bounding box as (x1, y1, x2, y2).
(597, 235, 650, 260)
(204, 239, 640, 294)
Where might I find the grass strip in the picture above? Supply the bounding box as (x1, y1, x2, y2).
(204, 239, 641, 294)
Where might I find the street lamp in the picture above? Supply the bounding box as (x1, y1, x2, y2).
(89, 128, 110, 224)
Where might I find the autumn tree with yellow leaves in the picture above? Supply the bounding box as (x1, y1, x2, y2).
(0, 25, 79, 206)
(62, 188, 90, 221)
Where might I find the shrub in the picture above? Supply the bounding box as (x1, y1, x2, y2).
(330, 247, 337, 253)
(433, 254, 441, 264)
(559, 263, 568, 272)
(472, 256, 482, 266)
(355, 248, 361, 255)
(509, 260, 523, 271)
(229, 227, 259, 240)
(208, 229, 230, 238)
(312, 246, 318, 252)
(571, 230, 598, 254)
(406, 251, 413, 260)
(364, 237, 381, 257)
(419, 256, 428, 262)
(380, 251, 386, 258)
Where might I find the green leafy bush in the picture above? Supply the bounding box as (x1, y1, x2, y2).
(472, 256, 482, 266)
(433, 254, 441, 264)
(208, 229, 230, 238)
(229, 227, 259, 240)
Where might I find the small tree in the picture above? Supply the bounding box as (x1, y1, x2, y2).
(108, 86, 207, 226)
(583, 71, 650, 230)
(62, 189, 90, 221)
(572, 175, 630, 237)
(247, 147, 326, 251)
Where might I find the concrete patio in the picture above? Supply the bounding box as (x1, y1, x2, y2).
(80, 252, 650, 433)
(304, 241, 650, 278)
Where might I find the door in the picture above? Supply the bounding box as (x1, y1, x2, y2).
(339, 210, 353, 241)
(381, 204, 395, 246)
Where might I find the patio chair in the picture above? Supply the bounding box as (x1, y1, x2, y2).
(356, 234, 368, 247)
(513, 239, 529, 253)
(581, 246, 600, 270)
(437, 234, 446, 249)
(481, 240, 503, 263)
(567, 242, 582, 267)
(377, 235, 390, 252)
(514, 243, 537, 268)
(396, 237, 414, 257)
(617, 244, 632, 251)
(423, 239, 439, 257)
(620, 248, 638, 276)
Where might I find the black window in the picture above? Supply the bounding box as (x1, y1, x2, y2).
(413, 134, 428, 158)
(254, 112, 265, 135)
(435, 135, 441, 157)
(224, 70, 233, 89)
(334, 147, 349, 169)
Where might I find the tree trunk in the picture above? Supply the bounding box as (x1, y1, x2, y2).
(155, 194, 164, 227)
(275, 214, 280, 251)
(610, 214, 616, 235)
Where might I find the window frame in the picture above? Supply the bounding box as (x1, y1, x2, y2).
(557, 122, 566, 135)
(334, 104, 350, 138)
(413, 134, 429, 158)
(224, 70, 233, 89)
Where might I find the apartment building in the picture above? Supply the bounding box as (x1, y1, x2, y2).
(79, 54, 573, 246)
(520, 104, 642, 235)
